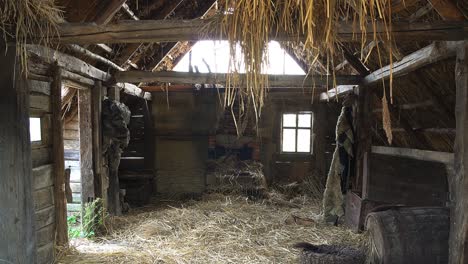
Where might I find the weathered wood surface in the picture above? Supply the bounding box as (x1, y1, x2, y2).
(371, 146, 454, 164)
(36, 242, 54, 264)
(0, 45, 36, 263)
(79, 88, 95, 206)
(64, 149, 80, 161)
(321, 41, 463, 100)
(33, 164, 54, 190)
(36, 224, 54, 248)
(366, 207, 450, 264)
(30, 93, 51, 113)
(428, 0, 466, 21)
(27, 45, 151, 99)
(35, 205, 54, 231)
(452, 41, 468, 264)
(51, 66, 68, 246)
(54, 20, 467, 44)
(67, 44, 125, 71)
(114, 71, 362, 86)
(33, 187, 54, 211)
(363, 41, 462, 85)
(30, 80, 51, 95)
(368, 153, 449, 206)
(92, 81, 103, 197)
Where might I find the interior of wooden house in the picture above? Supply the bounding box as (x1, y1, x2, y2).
(0, 0, 467, 263)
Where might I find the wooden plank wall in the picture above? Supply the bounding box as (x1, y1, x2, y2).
(29, 79, 56, 264)
(64, 115, 81, 212)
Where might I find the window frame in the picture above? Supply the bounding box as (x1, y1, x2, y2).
(29, 116, 43, 143)
(280, 111, 313, 154)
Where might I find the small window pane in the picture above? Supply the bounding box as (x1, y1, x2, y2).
(282, 128, 296, 152)
(297, 129, 311, 152)
(298, 113, 311, 128)
(283, 114, 296, 127)
(30, 118, 42, 142)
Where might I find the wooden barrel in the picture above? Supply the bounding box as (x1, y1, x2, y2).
(366, 207, 449, 264)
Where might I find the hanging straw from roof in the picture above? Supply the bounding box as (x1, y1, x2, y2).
(0, 0, 63, 72)
(213, 0, 393, 135)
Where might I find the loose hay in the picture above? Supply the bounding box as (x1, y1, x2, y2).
(58, 193, 365, 264)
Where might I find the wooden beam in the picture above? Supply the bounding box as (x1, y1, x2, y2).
(321, 41, 463, 100)
(391, 0, 421, 13)
(113, 0, 186, 67)
(121, 3, 139, 20)
(27, 45, 111, 82)
(27, 45, 151, 99)
(79, 88, 95, 207)
(428, 0, 466, 21)
(363, 41, 462, 85)
(94, 0, 127, 25)
(51, 65, 68, 246)
(371, 146, 454, 164)
(113, 71, 362, 86)
(339, 43, 371, 75)
(92, 81, 103, 198)
(452, 40, 468, 264)
(67, 44, 125, 71)
(0, 44, 36, 264)
(54, 20, 467, 44)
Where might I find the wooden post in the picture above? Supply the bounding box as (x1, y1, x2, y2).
(92, 81, 103, 198)
(51, 65, 68, 246)
(0, 45, 36, 263)
(452, 41, 468, 264)
(355, 86, 372, 194)
(108, 86, 120, 101)
(79, 88, 95, 208)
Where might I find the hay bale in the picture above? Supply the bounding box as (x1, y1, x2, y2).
(294, 242, 365, 264)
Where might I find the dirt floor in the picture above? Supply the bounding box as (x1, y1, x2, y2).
(57, 193, 365, 264)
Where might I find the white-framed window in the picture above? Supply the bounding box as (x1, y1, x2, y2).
(281, 112, 313, 153)
(29, 117, 42, 142)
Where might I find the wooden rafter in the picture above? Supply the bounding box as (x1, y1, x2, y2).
(321, 41, 463, 100)
(143, 1, 218, 72)
(428, 0, 466, 21)
(113, 0, 186, 67)
(54, 20, 467, 44)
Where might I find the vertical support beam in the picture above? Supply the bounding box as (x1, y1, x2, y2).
(92, 81, 103, 198)
(0, 45, 36, 263)
(108, 86, 120, 102)
(51, 65, 68, 246)
(79, 88, 94, 208)
(453, 41, 468, 264)
(355, 86, 372, 195)
(143, 99, 154, 169)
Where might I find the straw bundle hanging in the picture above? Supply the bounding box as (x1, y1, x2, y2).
(0, 0, 63, 72)
(215, 0, 393, 134)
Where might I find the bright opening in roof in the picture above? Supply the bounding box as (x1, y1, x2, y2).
(173, 41, 306, 75)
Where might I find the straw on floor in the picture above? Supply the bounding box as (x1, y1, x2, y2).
(58, 193, 365, 264)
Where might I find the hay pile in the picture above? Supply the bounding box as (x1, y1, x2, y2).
(58, 193, 365, 264)
(206, 155, 267, 198)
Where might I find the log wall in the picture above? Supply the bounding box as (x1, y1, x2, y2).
(29, 78, 56, 264)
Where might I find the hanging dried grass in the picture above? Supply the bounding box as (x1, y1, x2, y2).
(213, 0, 393, 135)
(0, 0, 63, 72)
(382, 93, 393, 145)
